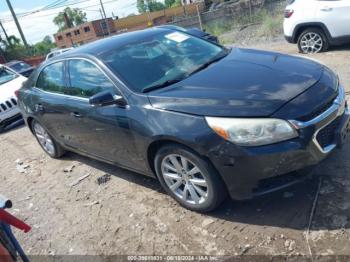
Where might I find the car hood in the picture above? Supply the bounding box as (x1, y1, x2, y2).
(0, 76, 27, 102)
(148, 48, 325, 117)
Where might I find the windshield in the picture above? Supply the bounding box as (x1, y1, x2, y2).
(0, 67, 18, 85)
(9, 62, 31, 72)
(100, 31, 227, 93)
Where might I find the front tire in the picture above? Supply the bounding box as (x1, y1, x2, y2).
(155, 144, 227, 212)
(297, 28, 329, 54)
(31, 119, 65, 158)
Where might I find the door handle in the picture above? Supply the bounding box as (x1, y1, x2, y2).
(70, 112, 83, 118)
(35, 104, 44, 112)
(320, 7, 333, 11)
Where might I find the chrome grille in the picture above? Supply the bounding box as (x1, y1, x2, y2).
(290, 86, 347, 154)
(297, 98, 335, 122)
(0, 98, 17, 113)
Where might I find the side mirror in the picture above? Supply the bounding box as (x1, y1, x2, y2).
(89, 91, 127, 107)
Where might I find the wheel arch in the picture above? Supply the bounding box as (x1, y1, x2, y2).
(146, 138, 228, 191)
(26, 116, 35, 134)
(292, 22, 332, 43)
(147, 138, 203, 175)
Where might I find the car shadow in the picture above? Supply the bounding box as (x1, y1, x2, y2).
(328, 43, 350, 52)
(0, 119, 25, 134)
(60, 148, 349, 231)
(60, 151, 164, 193)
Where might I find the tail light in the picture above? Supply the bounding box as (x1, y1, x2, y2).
(14, 90, 20, 98)
(284, 9, 294, 18)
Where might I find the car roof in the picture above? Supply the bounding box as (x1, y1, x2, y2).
(6, 60, 24, 66)
(53, 27, 171, 60)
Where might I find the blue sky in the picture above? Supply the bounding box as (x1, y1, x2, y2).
(0, 0, 138, 44)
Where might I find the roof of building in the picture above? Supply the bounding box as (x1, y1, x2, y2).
(54, 18, 114, 36)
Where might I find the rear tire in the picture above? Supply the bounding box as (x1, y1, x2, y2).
(297, 27, 329, 54)
(31, 119, 65, 158)
(155, 144, 227, 212)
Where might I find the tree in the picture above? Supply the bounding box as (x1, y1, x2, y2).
(0, 35, 55, 61)
(0, 35, 27, 61)
(137, 0, 147, 13)
(148, 1, 165, 11)
(33, 35, 56, 56)
(165, 0, 182, 8)
(53, 7, 87, 32)
(137, 0, 166, 13)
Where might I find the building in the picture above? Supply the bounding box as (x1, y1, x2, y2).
(54, 18, 116, 49)
(113, 3, 204, 33)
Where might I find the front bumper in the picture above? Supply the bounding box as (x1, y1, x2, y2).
(0, 103, 22, 131)
(209, 87, 350, 200)
(284, 35, 294, 44)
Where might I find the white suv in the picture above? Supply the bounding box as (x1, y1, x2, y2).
(0, 65, 27, 132)
(284, 0, 350, 54)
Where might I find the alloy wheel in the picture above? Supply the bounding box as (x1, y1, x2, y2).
(33, 122, 55, 155)
(161, 154, 208, 205)
(300, 32, 323, 54)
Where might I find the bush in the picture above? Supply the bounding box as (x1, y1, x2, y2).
(257, 11, 283, 38)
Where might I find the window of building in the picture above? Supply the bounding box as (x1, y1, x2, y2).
(36, 62, 66, 94)
(57, 35, 63, 41)
(84, 26, 90, 33)
(67, 59, 116, 98)
(100, 21, 108, 30)
(74, 29, 80, 35)
(66, 32, 72, 37)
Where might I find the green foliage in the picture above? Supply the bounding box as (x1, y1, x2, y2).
(0, 35, 27, 61)
(1, 35, 56, 61)
(165, 0, 182, 8)
(53, 7, 87, 32)
(203, 6, 284, 43)
(32, 35, 56, 56)
(257, 11, 283, 38)
(137, 0, 147, 13)
(137, 0, 166, 13)
(204, 20, 235, 37)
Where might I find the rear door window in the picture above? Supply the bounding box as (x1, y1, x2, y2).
(67, 59, 116, 98)
(36, 62, 66, 94)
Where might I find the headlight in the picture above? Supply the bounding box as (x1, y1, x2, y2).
(205, 117, 298, 146)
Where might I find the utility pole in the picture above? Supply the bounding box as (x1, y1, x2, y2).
(99, 8, 107, 37)
(196, 4, 203, 31)
(0, 21, 10, 43)
(5, 0, 29, 48)
(99, 0, 111, 35)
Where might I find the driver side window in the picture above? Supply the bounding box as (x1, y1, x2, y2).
(67, 59, 116, 98)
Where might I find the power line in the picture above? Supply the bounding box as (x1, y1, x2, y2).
(0, 0, 132, 22)
(5, 0, 29, 48)
(0, 0, 91, 21)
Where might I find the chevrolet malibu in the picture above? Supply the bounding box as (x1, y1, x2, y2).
(17, 28, 350, 212)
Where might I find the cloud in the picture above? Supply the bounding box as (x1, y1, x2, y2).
(0, 0, 137, 44)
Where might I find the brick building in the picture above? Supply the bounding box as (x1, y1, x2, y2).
(54, 18, 116, 48)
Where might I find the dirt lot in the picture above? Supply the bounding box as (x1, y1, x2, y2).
(1, 40, 350, 258)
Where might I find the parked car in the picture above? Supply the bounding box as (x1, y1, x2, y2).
(45, 47, 74, 61)
(6, 60, 34, 78)
(284, 0, 350, 54)
(158, 25, 219, 44)
(17, 28, 350, 212)
(0, 66, 26, 132)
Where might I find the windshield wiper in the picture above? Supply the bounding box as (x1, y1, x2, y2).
(142, 50, 230, 93)
(142, 78, 185, 93)
(187, 51, 230, 77)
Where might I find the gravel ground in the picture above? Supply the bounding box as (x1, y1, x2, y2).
(1, 39, 350, 258)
